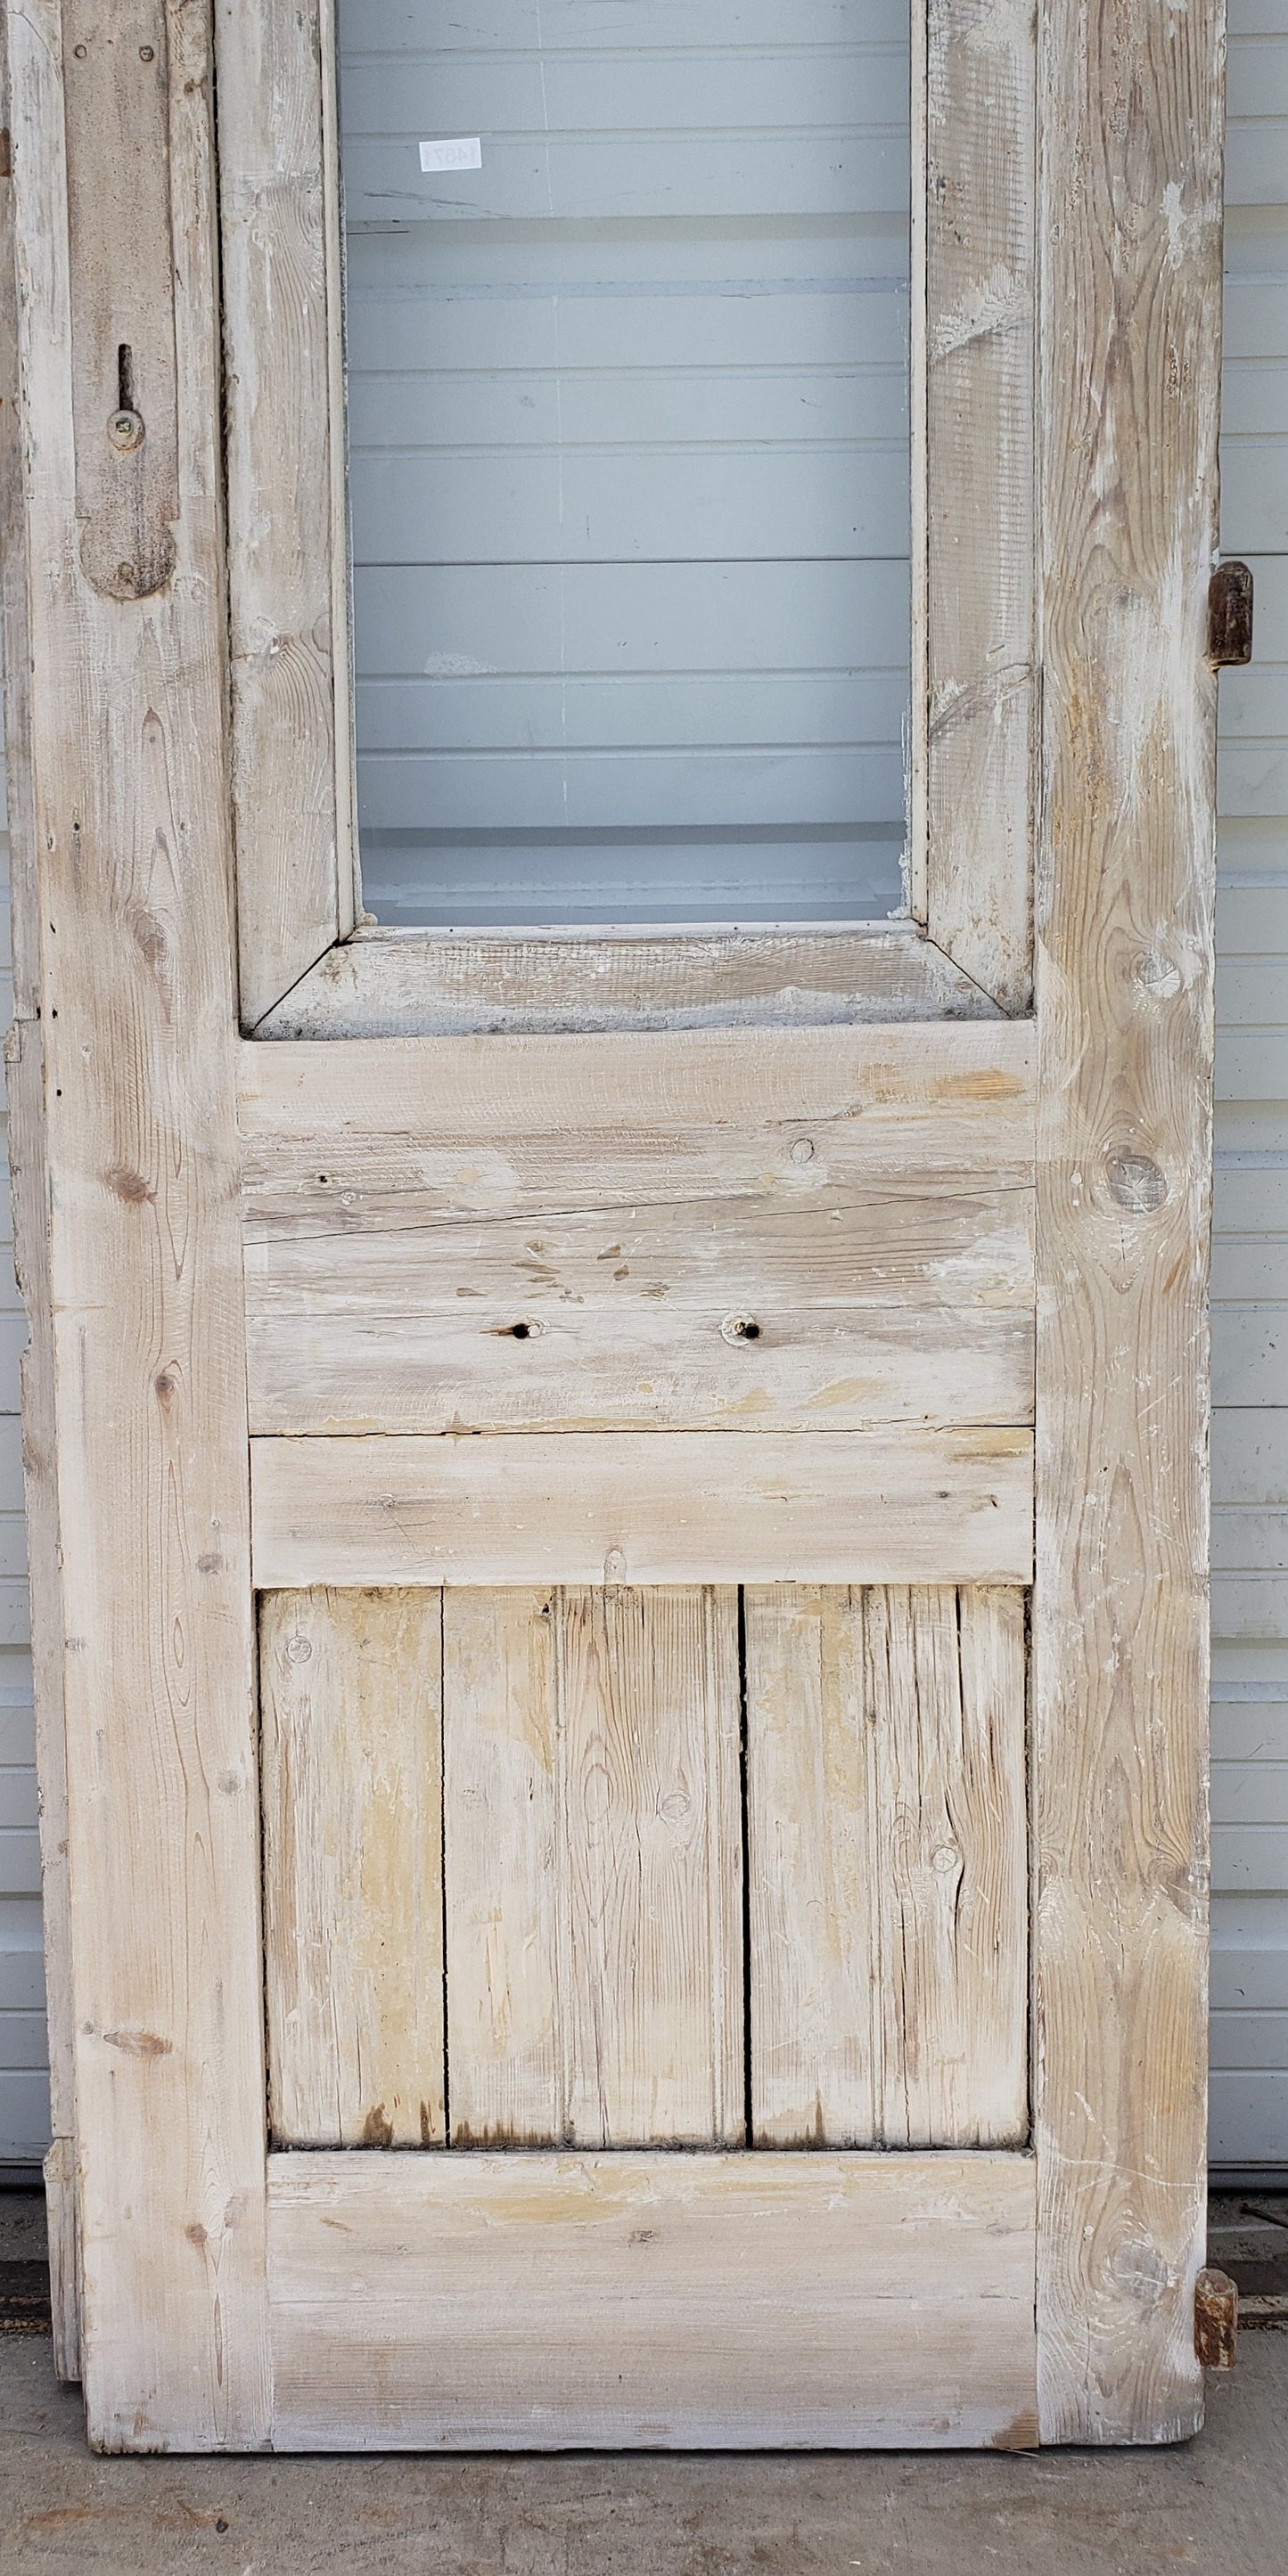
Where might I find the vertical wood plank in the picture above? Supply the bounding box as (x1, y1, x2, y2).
(442, 1590, 560, 2147)
(4, 1025, 79, 2381)
(213, 0, 351, 1030)
(5, 0, 269, 2446)
(870, 1588, 1028, 2147)
(557, 1589, 743, 2148)
(744, 1588, 877, 2146)
(262, 1589, 445, 2150)
(919, 0, 1037, 1009)
(445, 1588, 744, 2148)
(0, 24, 78, 2376)
(1033, 0, 1224, 2442)
(746, 1588, 1028, 2150)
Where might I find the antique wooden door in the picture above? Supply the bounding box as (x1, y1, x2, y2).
(1, 0, 1229, 2450)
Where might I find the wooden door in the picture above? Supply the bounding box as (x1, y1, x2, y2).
(0, 0, 1226, 2450)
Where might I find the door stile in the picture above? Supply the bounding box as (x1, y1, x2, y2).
(5, 0, 270, 2446)
(913, 0, 1038, 1013)
(214, 0, 355, 1031)
(1032, 0, 1224, 2443)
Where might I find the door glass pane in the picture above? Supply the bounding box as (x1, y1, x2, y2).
(337, 1, 911, 928)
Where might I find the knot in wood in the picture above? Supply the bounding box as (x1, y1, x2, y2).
(1135, 950, 1183, 1002)
(721, 1315, 762, 1345)
(1107, 1152, 1168, 1214)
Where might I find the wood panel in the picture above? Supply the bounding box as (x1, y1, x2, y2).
(244, 1182, 1034, 1437)
(914, 0, 1037, 1010)
(444, 1589, 742, 2147)
(214, 0, 353, 1029)
(239, 1023, 1038, 1204)
(746, 1587, 1028, 2149)
(254, 926, 1002, 1042)
(4, 0, 269, 2445)
(267, 2148, 1039, 2450)
(1032, 0, 1224, 2446)
(260, 1589, 445, 2150)
(250, 1429, 1036, 1593)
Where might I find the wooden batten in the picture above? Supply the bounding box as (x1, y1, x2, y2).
(238, 1023, 1037, 1173)
(267, 2150, 1039, 2451)
(5, 0, 269, 2444)
(250, 1429, 1036, 1593)
(244, 1181, 1035, 1439)
(1031, 0, 1223, 2445)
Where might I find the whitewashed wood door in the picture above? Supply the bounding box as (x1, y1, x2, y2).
(0, 0, 1227, 2451)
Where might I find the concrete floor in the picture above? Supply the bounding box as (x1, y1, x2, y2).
(3, 2191, 1287, 2576)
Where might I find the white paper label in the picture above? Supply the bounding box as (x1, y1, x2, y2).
(420, 137, 483, 173)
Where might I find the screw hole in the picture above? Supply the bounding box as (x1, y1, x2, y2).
(511, 1321, 530, 1340)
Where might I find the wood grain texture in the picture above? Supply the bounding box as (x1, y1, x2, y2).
(4, 1024, 78, 2379)
(267, 2149, 1040, 2451)
(261, 1588, 445, 2150)
(745, 1587, 1028, 2149)
(0, 86, 78, 2373)
(918, 0, 1037, 1010)
(5, 0, 269, 2446)
(238, 1023, 1038, 1202)
(1032, 0, 1224, 2445)
(254, 926, 1004, 1040)
(250, 1428, 1036, 1592)
(445, 1589, 742, 2148)
(42, 2134, 83, 2388)
(244, 1182, 1035, 1437)
(214, 0, 352, 1028)
(62, 0, 178, 602)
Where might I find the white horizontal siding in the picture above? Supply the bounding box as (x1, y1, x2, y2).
(338, 0, 911, 925)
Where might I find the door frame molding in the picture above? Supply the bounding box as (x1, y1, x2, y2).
(216, 0, 1039, 1034)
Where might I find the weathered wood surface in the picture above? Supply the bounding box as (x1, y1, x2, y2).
(62, 0, 178, 603)
(1032, 0, 1224, 2446)
(6, 0, 269, 2445)
(261, 1588, 445, 2149)
(236, 1025, 1035, 1184)
(4, 1025, 78, 2379)
(0, 68, 78, 2376)
(746, 1586, 1028, 2149)
(255, 925, 1003, 1039)
(445, 1590, 742, 2147)
(214, 0, 353, 1027)
(250, 1429, 1036, 1592)
(244, 1182, 1035, 1436)
(267, 2150, 1040, 2450)
(918, 0, 1037, 1010)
